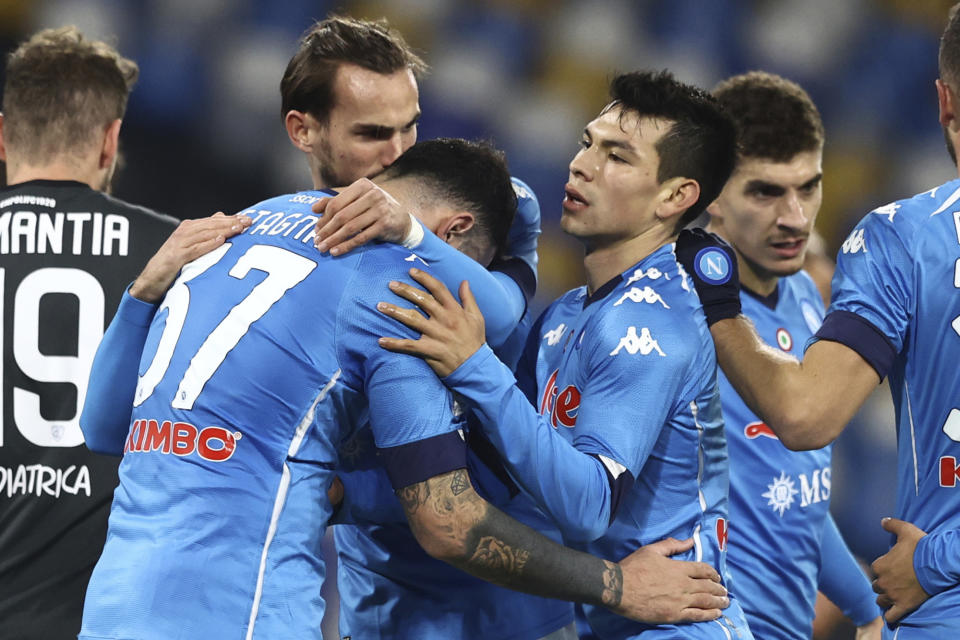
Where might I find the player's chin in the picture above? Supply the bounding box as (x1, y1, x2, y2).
(766, 257, 805, 278)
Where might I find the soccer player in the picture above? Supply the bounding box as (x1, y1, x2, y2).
(378, 71, 753, 639)
(280, 16, 585, 638)
(78, 138, 729, 639)
(705, 71, 882, 639)
(675, 5, 960, 636)
(0, 27, 180, 639)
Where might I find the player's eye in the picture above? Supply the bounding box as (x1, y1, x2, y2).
(609, 153, 627, 163)
(578, 138, 590, 150)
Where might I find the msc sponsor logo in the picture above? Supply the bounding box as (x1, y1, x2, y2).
(762, 467, 831, 517)
(124, 418, 241, 462)
(539, 369, 581, 429)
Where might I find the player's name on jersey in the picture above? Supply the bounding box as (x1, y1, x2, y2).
(244, 208, 320, 242)
(0, 210, 129, 255)
(0, 463, 92, 498)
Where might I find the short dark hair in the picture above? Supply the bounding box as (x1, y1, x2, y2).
(607, 70, 736, 228)
(280, 15, 427, 124)
(2, 26, 138, 164)
(380, 138, 516, 259)
(941, 3, 960, 86)
(712, 71, 824, 163)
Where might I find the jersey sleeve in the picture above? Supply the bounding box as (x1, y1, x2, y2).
(411, 226, 523, 350)
(79, 289, 157, 455)
(914, 527, 960, 596)
(338, 254, 468, 489)
(817, 513, 880, 625)
(442, 303, 695, 543)
(443, 345, 616, 542)
(486, 177, 542, 303)
(814, 212, 913, 378)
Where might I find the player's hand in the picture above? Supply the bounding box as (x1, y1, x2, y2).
(611, 536, 728, 624)
(327, 476, 344, 508)
(855, 616, 883, 640)
(871, 517, 930, 624)
(674, 228, 741, 326)
(377, 268, 485, 378)
(313, 178, 412, 256)
(130, 212, 251, 303)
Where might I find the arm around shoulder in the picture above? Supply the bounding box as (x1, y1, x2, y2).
(709, 316, 879, 450)
(399, 468, 729, 624)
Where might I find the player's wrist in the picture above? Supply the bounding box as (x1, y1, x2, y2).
(400, 212, 424, 249)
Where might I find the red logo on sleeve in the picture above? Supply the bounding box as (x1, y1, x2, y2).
(716, 518, 728, 551)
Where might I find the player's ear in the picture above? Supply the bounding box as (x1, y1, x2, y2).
(656, 177, 700, 223)
(285, 110, 315, 153)
(440, 212, 476, 243)
(99, 118, 122, 170)
(938, 79, 957, 131)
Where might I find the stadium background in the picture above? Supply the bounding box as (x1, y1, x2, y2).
(1, 0, 947, 637)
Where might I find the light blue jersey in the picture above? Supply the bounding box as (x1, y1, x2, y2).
(816, 178, 960, 637)
(723, 273, 877, 639)
(444, 244, 752, 639)
(79, 191, 468, 640)
(333, 179, 576, 640)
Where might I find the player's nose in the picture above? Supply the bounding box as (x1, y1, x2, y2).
(777, 191, 808, 229)
(569, 147, 595, 181)
(382, 136, 405, 166)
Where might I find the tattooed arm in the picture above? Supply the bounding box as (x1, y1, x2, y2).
(398, 468, 729, 624)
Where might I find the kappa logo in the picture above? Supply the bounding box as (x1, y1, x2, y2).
(538, 369, 581, 429)
(613, 286, 670, 309)
(609, 326, 665, 357)
(404, 253, 429, 266)
(625, 267, 669, 286)
(841, 229, 867, 254)
(544, 323, 567, 346)
(124, 418, 240, 462)
(871, 202, 900, 222)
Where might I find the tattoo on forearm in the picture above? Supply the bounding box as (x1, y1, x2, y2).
(468, 536, 530, 576)
(396, 481, 430, 515)
(600, 561, 623, 608)
(450, 469, 470, 496)
(402, 469, 623, 610)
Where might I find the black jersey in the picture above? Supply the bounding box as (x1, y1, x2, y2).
(0, 179, 176, 639)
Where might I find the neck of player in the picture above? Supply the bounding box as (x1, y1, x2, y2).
(5, 154, 110, 192)
(582, 227, 675, 295)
